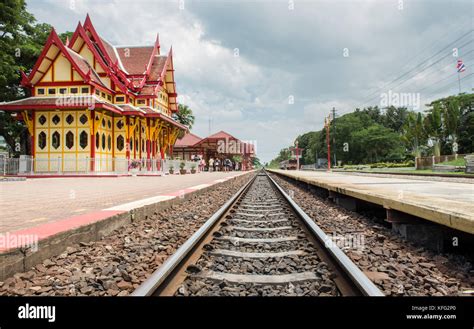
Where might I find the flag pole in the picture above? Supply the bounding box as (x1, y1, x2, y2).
(458, 71, 461, 94)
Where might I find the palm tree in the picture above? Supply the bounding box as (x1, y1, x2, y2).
(172, 104, 195, 130)
(424, 104, 443, 157)
(442, 97, 461, 154)
(402, 112, 424, 158)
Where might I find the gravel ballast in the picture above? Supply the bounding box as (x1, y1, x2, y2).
(270, 173, 473, 296)
(0, 172, 255, 296)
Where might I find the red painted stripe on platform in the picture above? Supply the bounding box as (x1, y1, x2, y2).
(10, 174, 130, 179)
(0, 210, 124, 252)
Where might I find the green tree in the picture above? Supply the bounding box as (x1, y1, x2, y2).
(401, 112, 425, 158)
(352, 124, 403, 163)
(0, 0, 71, 155)
(424, 104, 443, 156)
(172, 104, 195, 138)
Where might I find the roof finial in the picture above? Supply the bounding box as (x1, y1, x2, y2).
(155, 33, 160, 54)
(65, 36, 70, 47)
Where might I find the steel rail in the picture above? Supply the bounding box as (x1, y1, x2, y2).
(131, 172, 258, 296)
(265, 170, 384, 296)
(132, 169, 384, 297)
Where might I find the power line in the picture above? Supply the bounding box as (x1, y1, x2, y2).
(357, 30, 473, 108)
(358, 18, 472, 101)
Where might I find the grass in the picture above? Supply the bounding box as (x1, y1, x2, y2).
(354, 169, 472, 176)
(336, 167, 473, 176)
(437, 157, 466, 166)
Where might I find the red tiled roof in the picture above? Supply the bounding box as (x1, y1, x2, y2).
(139, 106, 160, 114)
(139, 85, 156, 95)
(206, 130, 239, 140)
(149, 56, 168, 81)
(66, 48, 106, 87)
(99, 37, 119, 66)
(175, 133, 202, 147)
(116, 46, 154, 75)
(116, 104, 142, 112)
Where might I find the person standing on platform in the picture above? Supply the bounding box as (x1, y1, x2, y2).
(215, 158, 220, 172)
(209, 157, 214, 172)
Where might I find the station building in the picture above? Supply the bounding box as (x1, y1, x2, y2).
(173, 131, 255, 171)
(0, 14, 187, 173)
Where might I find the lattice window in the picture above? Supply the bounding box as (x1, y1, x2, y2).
(79, 114, 88, 125)
(66, 114, 74, 125)
(52, 114, 61, 125)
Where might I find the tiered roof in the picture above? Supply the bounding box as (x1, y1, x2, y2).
(18, 14, 179, 115)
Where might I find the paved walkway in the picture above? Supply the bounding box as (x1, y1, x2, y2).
(270, 169, 474, 234)
(0, 171, 246, 234)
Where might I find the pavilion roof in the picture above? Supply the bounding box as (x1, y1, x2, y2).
(175, 132, 203, 147)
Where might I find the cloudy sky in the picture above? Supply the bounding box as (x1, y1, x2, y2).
(27, 0, 473, 162)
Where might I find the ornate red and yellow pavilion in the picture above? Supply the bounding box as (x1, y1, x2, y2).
(0, 14, 187, 172)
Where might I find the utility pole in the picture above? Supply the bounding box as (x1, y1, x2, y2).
(295, 140, 299, 170)
(325, 115, 331, 171)
(332, 107, 337, 166)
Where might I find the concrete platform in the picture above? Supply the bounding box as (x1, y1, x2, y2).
(0, 171, 247, 234)
(269, 169, 474, 234)
(0, 171, 252, 279)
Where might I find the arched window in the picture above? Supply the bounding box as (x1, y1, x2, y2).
(66, 131, 74, 149)
(52, 131, 61, 149)
(79, 131, 88, 149)
(95, 132, 99, 149)
(101, 133, 106, 150)
(117, 135, 124, 151)
(107, 135, 111, 151)
(38, 132, 47, 149)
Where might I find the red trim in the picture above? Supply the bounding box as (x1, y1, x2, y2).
(28, 29, 91, 85)
(73, 23, 130, 94)
(126, 116, 130, 160)
(31, 111, 35, 157)
(90, 109, 95, 171)
(0, 102, 123, 115)
(35, 81, 90, 86)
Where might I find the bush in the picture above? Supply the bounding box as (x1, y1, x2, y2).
(343, 160, 414, 170)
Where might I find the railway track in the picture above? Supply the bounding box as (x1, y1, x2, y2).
(132, 170, 383, 296)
